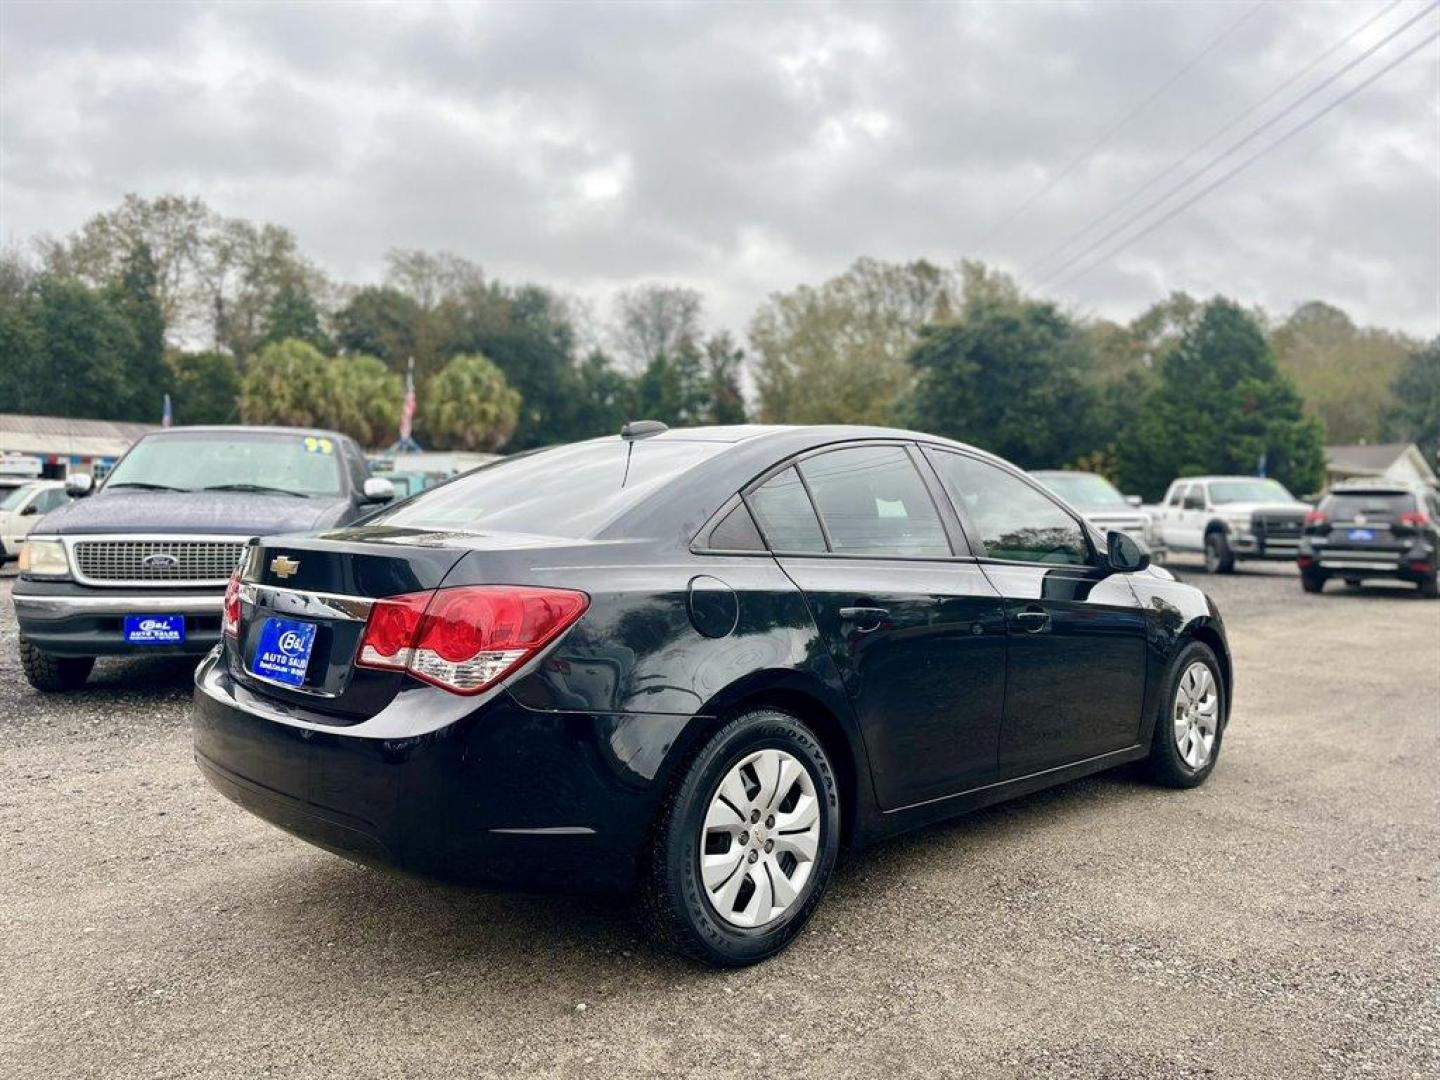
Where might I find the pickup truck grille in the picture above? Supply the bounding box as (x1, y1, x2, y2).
(1253, 512, 1305, 538)
(72, 539, 245, 586)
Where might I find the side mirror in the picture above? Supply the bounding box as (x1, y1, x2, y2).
(361, 477, 395, 504)
(1125, 494, 1142, 507)
(1106, 529, 1151, 574)
(65, 474, 94, 498)
(20, 503, 38, 516)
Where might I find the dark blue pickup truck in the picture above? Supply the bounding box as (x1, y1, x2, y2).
(11, 426, 394, 691)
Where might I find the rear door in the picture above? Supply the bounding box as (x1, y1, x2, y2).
(751, 443, 1008, 809)
(924, 448, 1149, 776)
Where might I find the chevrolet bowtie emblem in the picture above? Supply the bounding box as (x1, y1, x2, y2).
(270, 555, 300, 579)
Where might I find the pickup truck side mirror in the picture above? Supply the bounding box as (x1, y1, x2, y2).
(1106, 530, 1151, 574)
(361, 477, 396, 504)
(64, 474, 94, 498)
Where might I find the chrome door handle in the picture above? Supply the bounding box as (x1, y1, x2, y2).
(1013, 607, 1051, 633)
(839, 606, 889, 632)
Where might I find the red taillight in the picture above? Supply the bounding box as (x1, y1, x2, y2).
(1304, 510, 1328, 526)
(355, 586, 589, 694)
(356, 593, 429, 670)
(1297, 554, 1314, 569)
(222, 569, 242, 638)
(1399, 510, 1431, 526)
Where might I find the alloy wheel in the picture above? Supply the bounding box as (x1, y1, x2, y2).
(1173, 661, 1219, 769)
(700, 748, 821, 929)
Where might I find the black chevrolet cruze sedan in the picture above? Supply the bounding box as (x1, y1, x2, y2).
(193, 424, 1231, 966)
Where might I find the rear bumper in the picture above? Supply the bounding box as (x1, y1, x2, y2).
(191, 649, 686, 893)
(13, 581, 223, 656)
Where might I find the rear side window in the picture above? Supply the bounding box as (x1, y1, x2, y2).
(370, 439, 723, 538)
(749, 467, 826, 553)
(706, 500, 766, 551)
(798, 445, 950, 557)
(1322, 492, 1415, 520)
(929, 451, 1091, 565)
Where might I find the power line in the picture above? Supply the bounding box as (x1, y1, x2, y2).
(975, 1, 1268, 249)
(1019, 0, 1405, 284)
(1032, 0, 1439, 290)
(1050, 24, 1440, 291)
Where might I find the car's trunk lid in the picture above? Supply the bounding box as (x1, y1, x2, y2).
(229, 528, 472, 723)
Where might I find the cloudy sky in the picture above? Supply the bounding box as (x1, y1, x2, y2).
(3, 0, 1437, 338)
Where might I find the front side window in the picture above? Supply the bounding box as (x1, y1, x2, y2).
(930, 451, 1090, 565)
(748, 467, 826, 553)
(797, 445, 950, 557)
(105, 432, 344, 497)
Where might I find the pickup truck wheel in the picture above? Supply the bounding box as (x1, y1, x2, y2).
(1420, 571, 1439, 600)
(19, 640, 95, 692)
(1203, 531, 1235, 574)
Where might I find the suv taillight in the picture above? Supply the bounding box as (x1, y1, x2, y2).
(355, 586, 589, 695)
(222, 568, 242, 638)
(1304, 510, 1328, 526)
(1399, 510, 1431, 526)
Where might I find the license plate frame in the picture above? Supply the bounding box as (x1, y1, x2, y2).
(250, 617, 318, 688)
(122, 614, 185, 645)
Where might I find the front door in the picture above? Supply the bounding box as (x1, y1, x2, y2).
(924, 449, 1149, 776)
(749, 445, 1009, 809)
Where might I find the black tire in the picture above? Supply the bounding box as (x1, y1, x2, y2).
(19, 639, 95, 692)
(1301, 571, 1326, 594)
(1145, 641, 1226, 790)
(1420, 572, 1438, 600)
(1203, 530, 1235, 574)
(639, 708, 841, 967)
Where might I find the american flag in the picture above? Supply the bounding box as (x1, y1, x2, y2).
(161, 393, 173, 428)
(398, 361, 416, 441)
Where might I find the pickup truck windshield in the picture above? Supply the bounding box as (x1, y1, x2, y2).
(1040, 473, 1128, 508)
(105, 432, 343, 497)
(1208, 479, 1295, 505)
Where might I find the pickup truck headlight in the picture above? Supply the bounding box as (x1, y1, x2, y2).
(18, 538, 71, 579)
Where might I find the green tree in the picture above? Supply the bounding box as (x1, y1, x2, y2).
(901, 273, 1102, 468)
(330, 355, 401, 447)
(106, 242, 170, 421)
(570, 350, 637, 438)
(263, 278, 329, 351)
(333, 286, 425, 371)
(1386, 338, 1440, 465)
(238, 339, 402, 446)
(238, 339, 334, 429)
(1116, 298, 1326, 500)
(28, 277, 135, 419)
(703, 332, 748, 424)
(612, 284, 703, 373)
(167, 351, 240, 425)
(0, 303, 45, 414)
(1271, 300, 1415, 444)
(420, 354, 521, 451)
(751, 257, 956, 424)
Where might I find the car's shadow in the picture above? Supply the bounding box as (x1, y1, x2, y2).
(233, 766, 1150, 979)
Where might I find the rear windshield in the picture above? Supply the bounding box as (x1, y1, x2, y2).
(368, 439, 725, 538)
(105, 431, 344, 497)
(1322, 492, 1415, 519)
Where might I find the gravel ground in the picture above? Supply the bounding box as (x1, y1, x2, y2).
(1, 560, 1436, 1079)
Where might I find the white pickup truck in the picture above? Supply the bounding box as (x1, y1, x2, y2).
(1152, 476, 1312, 573)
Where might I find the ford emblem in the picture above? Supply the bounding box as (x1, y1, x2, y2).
(141, 553, 180, 571)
